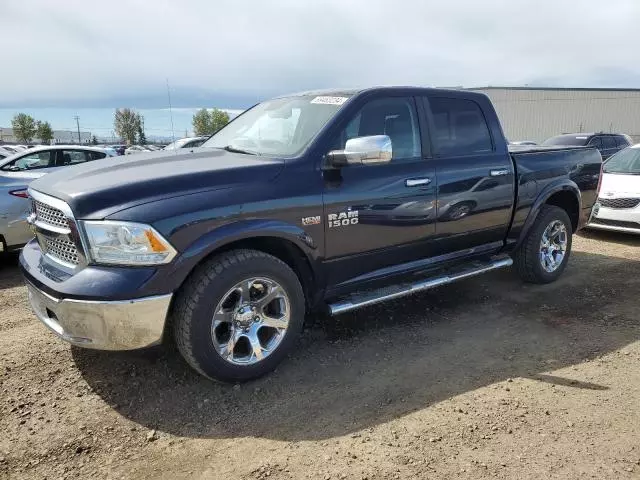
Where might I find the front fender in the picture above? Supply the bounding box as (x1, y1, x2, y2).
(178, 218, 318, 264)
(147, 218, 321, 296)
(515, 179, 582, 250)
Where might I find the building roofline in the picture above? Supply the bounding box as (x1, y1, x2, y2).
(469, 86, 640, 92)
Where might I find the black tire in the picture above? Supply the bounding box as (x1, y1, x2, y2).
(513, 205, 573, 284)
(173, 249, 305, 383)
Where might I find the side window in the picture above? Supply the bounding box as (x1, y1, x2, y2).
(87, 151, 107, 161)
(334, 97, 421, 161)
(614, 136, 627, 148)
(601, 136, 616, 149)
(2, 151, 54, 171)
(425, 97, 493, 156)
(58, 150, 90, 166)
(588, 137, 602, 148)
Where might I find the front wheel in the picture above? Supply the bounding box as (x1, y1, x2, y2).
(173, 249, 305, 382)
(513, 205, 573, 284)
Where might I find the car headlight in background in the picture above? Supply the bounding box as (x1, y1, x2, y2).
(81, 221, 177, 265)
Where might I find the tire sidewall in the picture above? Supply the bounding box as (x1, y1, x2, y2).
(188, 254, 305, 382)
(529, 207, 573, 283)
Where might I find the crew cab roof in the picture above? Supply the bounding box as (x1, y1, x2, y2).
(277, 86, 485, 99)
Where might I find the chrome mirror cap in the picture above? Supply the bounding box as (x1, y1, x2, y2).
(326, 135, 392, 167)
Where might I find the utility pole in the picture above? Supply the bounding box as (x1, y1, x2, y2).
(73, 115, 81, 144)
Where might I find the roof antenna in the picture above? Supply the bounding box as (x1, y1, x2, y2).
(166, 78, 176, 154)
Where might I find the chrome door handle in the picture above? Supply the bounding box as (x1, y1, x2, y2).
(405, 178, 431, 187)
(490, 169, 510, 177)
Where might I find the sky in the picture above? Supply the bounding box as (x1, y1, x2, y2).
(1, 0, 640, 109)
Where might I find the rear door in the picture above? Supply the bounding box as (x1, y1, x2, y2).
(421, 95, 515, 254)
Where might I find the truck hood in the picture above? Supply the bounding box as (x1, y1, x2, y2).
(29, 148, 285, 218)
(600, 172, 640, 196)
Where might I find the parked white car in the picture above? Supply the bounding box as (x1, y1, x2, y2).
(0, 146, 116, 252)
(163, 136, 207, 150)
(589, 144, 640, 234)
(125, 145, 151, 155)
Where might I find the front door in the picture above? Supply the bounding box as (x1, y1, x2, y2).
(422, 95, 515, 254)
(322, 96, 437, 288)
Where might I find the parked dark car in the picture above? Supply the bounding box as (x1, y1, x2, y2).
(21, 87, 602, 383)
(543, 133, 632, 160)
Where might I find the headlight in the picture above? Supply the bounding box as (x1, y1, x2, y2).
(81, 221, 177, 266)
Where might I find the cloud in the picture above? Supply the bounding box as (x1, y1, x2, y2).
(1, 0, 639, 108)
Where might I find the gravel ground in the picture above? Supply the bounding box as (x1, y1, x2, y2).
(1, 230, 639, 480)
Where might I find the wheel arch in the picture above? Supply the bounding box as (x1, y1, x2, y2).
(169, 220, 323, 314)
(516, 180, 581, 249)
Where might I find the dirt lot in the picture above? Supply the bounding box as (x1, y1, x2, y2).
(1, 230, 639, 480)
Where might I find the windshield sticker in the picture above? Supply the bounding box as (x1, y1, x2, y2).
(576, 136, 588, 139)
(310, 96, 348, 105)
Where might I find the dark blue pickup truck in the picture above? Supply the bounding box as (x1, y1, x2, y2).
(21, 87, 602, 382)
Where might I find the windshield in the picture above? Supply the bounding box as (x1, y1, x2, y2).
(603, 147, 640, 174)
(202, 94, 353, 156)
(543, 135, 589, 146)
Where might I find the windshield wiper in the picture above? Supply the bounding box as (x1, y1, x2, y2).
(222, 145, 257, 155)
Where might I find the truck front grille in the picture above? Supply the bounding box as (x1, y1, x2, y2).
(31, 192, 83, 268)
(33, 200, 69, 229)
(598, 197, 640, 209)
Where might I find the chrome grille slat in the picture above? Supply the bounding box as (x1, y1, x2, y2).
(44, 237, 80, 265)
(598, 197, 640, 209)
(33, 200, 69, 228)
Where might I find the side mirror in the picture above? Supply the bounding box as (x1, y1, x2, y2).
(325, 135, 392, 168)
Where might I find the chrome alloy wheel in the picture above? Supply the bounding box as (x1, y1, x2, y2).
(211, 277, 290, 365)
(539, 220, 568, 273)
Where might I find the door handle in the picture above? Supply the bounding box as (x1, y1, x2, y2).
(405, 177, 431, 187)
(490, 169, 510, 177)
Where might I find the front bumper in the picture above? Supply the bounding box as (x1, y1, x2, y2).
(26, 281, 172, 350)
(588, 202, 640, 234)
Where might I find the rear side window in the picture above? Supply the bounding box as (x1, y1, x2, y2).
(614, 136, 629, 148)
(88, 151, 107, 161)
(601, 136, 616, 149)
(425, 97, 492, 156)
(59, 150, 89, 166)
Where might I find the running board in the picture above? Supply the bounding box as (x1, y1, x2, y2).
(328, 257, 513, 316)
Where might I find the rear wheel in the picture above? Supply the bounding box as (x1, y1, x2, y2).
(173, 249, 305, 382)
(514, 205, 573, 284)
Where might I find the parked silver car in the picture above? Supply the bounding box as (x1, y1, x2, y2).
(0, 146, 115, 252)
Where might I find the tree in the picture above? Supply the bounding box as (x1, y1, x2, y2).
(114, 108, 141, 145)
(36, 121, 54, 144)
(91, 135, 98, 145)
(192, 108, 230, 136)
(192, 108, 210, 136)
(137, 115, 147, 145)
(210, 108, 230, 133)
(11, 113, 37, 144)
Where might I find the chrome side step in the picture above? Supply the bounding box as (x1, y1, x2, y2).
(328, 257, 513, 316)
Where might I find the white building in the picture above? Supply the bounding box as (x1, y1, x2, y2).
(0, 127, 92, 144)
(469, 87, 640, 144)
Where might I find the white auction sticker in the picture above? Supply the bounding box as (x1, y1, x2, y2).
(310, 96, 349, 105)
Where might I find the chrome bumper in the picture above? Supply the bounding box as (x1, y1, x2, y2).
(26, 282, 172, 350)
